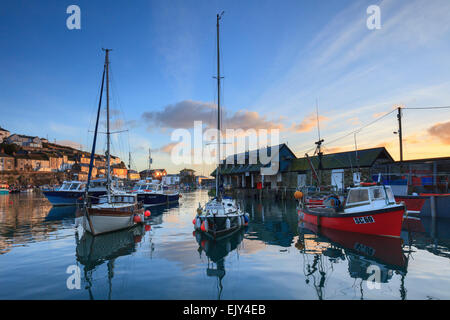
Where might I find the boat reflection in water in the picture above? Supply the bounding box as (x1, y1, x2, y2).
(193, 229, 245, 300)
(75, 223, 150, 299)
(45, 205, 78, 222)
(297, 220, 409, 299)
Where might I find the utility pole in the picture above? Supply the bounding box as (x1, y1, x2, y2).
(397, 107, 403, 162)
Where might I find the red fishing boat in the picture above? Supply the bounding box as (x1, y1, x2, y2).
(297, 183, 406, 238)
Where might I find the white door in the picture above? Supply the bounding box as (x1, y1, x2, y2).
(353, 172, 361, 185)
(297, 174, 306, 188)
(331, 169, 344, 191)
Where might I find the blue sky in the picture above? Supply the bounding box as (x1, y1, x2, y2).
(1, 0, 450, 174)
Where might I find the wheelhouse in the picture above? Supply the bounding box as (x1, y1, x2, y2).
(344, 185, 396, 213)
(59, 181, 85, 192)
(98, 193, 137, 204)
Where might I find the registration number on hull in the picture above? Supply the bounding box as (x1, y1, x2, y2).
(353, 216, 375, 224)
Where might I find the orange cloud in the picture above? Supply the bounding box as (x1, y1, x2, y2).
(291, 113, 329, 133)
(158, 142, 182, 154)
(346, 117, 361, 125)
(428, 121, 450, 144)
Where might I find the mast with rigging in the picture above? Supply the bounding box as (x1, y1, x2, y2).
(215, 11, 224, 199)
(104, 48, 112, 203)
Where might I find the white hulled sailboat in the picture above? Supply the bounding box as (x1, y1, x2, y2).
(193, 13, 249, 240)
(83, 49, 144, 236)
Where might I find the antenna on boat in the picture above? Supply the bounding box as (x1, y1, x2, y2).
(313, 99, 324, 185)
(148, 148, 152, 179)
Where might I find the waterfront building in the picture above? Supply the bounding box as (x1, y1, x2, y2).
(288, 147, 394, 191)
(127, 169, 141, 181)
(139, 169, 167, 180)
(162, 174, 180, 185)
(376, 156, 450, 195)
(179, 168, 196, 186)
(212, 143, 297, 189)
(111, 163, 128, 179)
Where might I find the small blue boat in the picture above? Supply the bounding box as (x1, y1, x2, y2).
(132, 179, 180, 207)
(0, 184, 9, 195)
(42, 179, 108, 206)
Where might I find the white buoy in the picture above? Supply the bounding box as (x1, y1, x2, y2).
(195, 217, 201, 230)
(204, 219, 209, 232)
(237, 215, 242, 227)
(226, 218, 231, 230)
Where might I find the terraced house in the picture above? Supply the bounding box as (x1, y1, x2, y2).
(0, 152, 14, 171)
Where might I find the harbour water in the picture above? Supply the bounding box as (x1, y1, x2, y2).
(0, 190, 449, 300)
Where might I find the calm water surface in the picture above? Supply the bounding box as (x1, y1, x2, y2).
(0, 190, 449, 300)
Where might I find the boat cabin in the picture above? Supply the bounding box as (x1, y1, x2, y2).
(134, 181, 163, 193)
(344, 185, 396, 213)
(58, 181, 85, 192)
(98, 193, 138, 205)
(203, 198, 238, 216)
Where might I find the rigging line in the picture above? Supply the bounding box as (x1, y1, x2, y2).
(108, 65, 129, 163)
(403, 106, 450, 110)
(323, 108, 397, 147)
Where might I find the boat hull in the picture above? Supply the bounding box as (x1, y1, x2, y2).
(0, 189, 9, 195)
(396, 194, 450, 218)
(84, 206, 144, 235)
(136, 192, 179, 207)
(195, 215, 245, 240)
(299, 205, 405, 238)
(43, 190, 106, 206)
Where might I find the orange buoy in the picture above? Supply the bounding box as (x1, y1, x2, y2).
(192, 218, 197, 225)
(145, 224, 151, 231)
(144, 210, 151, 217)
(134, 235, 142, 243)
(133, 215, 142, 223)
(200, 221, 206, 232)
(294, 191, 303, 200)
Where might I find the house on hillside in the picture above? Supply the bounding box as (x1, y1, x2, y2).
(0, 128, 10, 143)
(6, 134, 42, 148)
